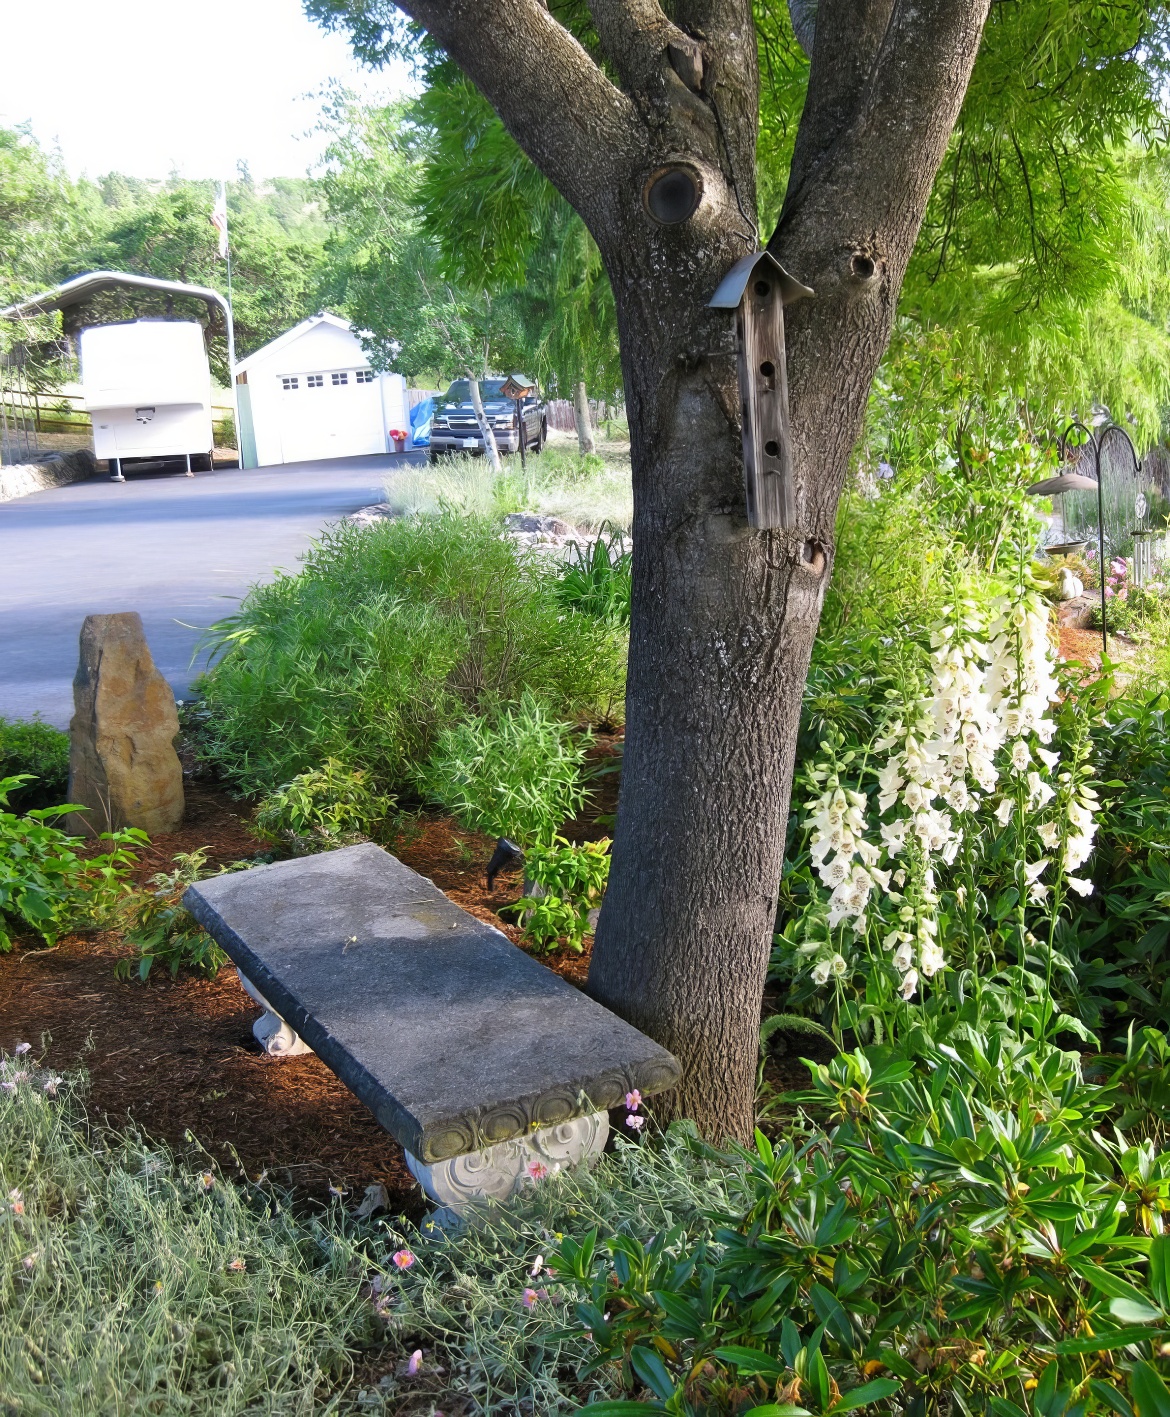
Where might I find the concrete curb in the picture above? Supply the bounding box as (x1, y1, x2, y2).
(0, 449, 97, 503)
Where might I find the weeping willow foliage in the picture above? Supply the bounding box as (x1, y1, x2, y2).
(310, 0, 1170, 434)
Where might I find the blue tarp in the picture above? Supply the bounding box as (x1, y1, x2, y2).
(409, 397, 433, 447)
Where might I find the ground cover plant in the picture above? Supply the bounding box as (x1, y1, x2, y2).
(0, 1052, 380, 1414)
(0, 1049, 742, 1415)
(195, 512, 627, 799)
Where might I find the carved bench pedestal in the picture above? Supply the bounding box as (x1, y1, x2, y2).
(404, 1112, 609, 1213)
(237, 969, 313, 1057)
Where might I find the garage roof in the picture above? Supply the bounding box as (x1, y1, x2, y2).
(232, 312, 358, 376)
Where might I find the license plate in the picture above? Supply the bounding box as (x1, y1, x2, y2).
(463, 437, 478, 448)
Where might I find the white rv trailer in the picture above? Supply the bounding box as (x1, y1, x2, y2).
(79, 320, 214, 480)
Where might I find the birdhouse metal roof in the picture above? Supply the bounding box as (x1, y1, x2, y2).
(708, 250, 814, 309)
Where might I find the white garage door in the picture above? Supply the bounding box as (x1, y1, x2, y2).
(277, 370, 386, 464)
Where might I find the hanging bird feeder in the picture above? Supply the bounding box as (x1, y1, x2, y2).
(709, 251, 813, 530)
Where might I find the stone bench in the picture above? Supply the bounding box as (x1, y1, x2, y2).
(183, 842, 679, 1211)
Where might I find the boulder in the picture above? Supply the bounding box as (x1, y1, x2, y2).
(66, 613, 184, 837)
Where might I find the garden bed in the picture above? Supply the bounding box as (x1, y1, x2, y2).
(0, 738, 621, 1210)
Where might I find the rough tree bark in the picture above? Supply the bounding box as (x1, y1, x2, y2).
(388, 0, 992, 1140)
(574, 380, 597, 455)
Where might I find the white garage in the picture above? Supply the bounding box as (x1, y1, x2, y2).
(234, 313, 408, 468)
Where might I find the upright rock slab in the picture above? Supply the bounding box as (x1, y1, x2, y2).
(67, 613, 184, 836)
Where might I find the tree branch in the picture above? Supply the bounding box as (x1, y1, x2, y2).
(394, 0, 640, 217)
(776, 0, 991, 249)
(586, 0, 701, 107)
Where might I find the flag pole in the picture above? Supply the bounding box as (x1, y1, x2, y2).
(213, 181, 241, 467)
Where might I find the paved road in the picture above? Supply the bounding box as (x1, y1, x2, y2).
(0, 453, 421, 728)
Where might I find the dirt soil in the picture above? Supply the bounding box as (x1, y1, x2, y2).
(0, 740, 622, 1214)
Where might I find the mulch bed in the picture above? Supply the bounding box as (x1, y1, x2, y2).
(0, 740, 622, 1213)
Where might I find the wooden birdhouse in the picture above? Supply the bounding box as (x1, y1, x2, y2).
(710, 251, 813, 529)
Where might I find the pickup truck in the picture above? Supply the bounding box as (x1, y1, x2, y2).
(429, 377, 547, 459)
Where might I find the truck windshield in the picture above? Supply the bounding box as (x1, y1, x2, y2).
(443, 379, 510, 402)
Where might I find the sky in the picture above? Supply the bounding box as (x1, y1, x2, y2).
(1, 0, 412, 182)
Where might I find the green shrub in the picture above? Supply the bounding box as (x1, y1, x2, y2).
(520, 836, 611, 952)
(555, 525, 632, 624)
(558, 1033, 1170, 1416)
(0, 716, 69, 812)
(419, 692, 592, 846)
(821, 481, 957, 640)
(196, 514, 626, 796)
(0, 775, 143, 950)
(254, 758, 395, 851)
(114, 849, 250, 983)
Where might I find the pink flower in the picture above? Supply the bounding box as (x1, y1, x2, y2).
(527, 1161, 548, 1181)
(42, 1077, 62, 1097)
(1, 1082, 15, 1094)
(13, 1042, 30, 1056)
(227, 1257, 246, 1273)
(392, 1248, 415, 1270)
(625, 1089, 642, 1111)
(626, 1114, 646, 1132)
(529, 1254, 545, 1277)
(199, 1172, 214, 1192)
(523, 1287, 549, 1308)
(406, 1349, 423, 1376)
(327, 1183, 348, 1200)
(9, 1189, 24, 1216)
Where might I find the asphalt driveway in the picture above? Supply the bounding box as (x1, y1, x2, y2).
(0, 453, 419, 728)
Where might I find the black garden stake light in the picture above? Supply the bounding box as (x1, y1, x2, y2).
(1028, 419, 1142, 657)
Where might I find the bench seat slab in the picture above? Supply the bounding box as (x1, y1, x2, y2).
(183, 843, 680, 1163)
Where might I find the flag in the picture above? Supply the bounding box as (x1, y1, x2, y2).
(209, 184, 229, 260)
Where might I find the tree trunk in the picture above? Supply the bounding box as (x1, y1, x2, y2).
(583, 2, 992, 1146)
(573, 380, 596, 455)
(467, 374, 501, 473)
(367, 0, 993, 1143)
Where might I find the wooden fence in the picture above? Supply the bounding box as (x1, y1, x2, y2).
(0, 388, 235, 436)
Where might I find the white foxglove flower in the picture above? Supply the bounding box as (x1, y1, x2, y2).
(1027, 772, 1055, 808)
(994, 797, 1013, 826)
(1011, 739, 1031, 772)
(920, 941, 945, 978)
(829, 953, 848, 977)
(811, 958, 832, 986)
(900, 969, 919, 1001)
(1038, 822, 1061, 850)
(1067, 876, 1094, 897)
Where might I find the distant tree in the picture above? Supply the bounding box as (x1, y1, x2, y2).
(74, 180, 326, 379)
(0, 127, 102, 309)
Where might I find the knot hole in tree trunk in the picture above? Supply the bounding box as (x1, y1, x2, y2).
(800, 540, 826, 576)
(849, 251, 879, 284)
